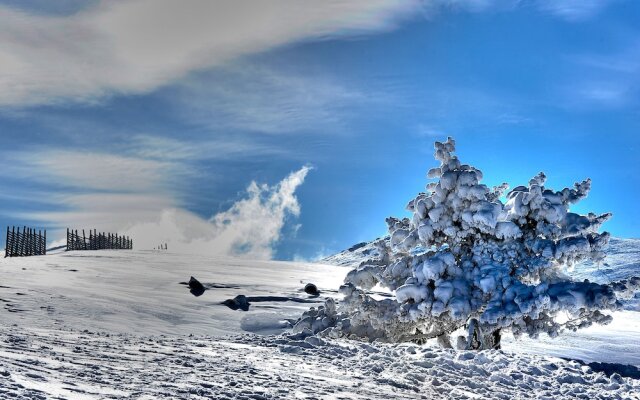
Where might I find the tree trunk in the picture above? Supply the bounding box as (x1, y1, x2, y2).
(465, 319, 501, 350)
(436, 333, 453, 349)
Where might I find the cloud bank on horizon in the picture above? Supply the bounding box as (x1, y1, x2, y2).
(122, 166, 311, 259)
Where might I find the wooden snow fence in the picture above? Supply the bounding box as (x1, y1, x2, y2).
(5, 226, 47, 257)
(66, 229, 133, 251)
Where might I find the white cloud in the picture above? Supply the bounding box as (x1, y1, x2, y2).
(2, 148, 182, 234)
(123, 166, 311, 259)
(535, 0, 616, 22)
(172, 65, 374, 135)
(125, 133, 291, 161)
(415, 124, 446, 138)
(10, 150, 179, 193)
(560, 39, 640, 109)
(23, 193, 176, 232)
(0, 0, 421, 106)
(577, 84, 630, 106)
(421, 0, 511, 15)
(0, 0, 620, 107)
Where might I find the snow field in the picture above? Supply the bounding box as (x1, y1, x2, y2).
(1, 324, 638, 399)
(0, 249, 639, 398)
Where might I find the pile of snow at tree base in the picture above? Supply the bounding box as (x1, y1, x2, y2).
(1, 248, 639, 399)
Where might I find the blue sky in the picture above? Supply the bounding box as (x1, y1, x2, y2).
(1, 0, 638, 260)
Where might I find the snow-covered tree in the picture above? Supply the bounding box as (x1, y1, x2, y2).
(295, 137, 640, 349)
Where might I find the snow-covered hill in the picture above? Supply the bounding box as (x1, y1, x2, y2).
(321, 239, 385, 268)
(322, 237, 640, 276)
(0, 251, 344, 337)
(0, 247, 639, 398)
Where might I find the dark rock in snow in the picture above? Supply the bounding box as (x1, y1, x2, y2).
(222, 295, 250, 311)
(304, 283, 320, 296)
(188, 276, 205, 297)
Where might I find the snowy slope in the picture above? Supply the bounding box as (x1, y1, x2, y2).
(502, 237, 640, 365)
(0, 251, 344, 336)
(323, 237, 640, 276)
(0, 248, 639, 398)
(321, 239, 384, 267)
(573, 237, 640, 285)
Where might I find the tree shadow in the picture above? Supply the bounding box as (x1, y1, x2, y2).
(562, 358, 640, 379)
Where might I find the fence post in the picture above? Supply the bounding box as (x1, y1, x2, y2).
(11, 226, 16, 257)
(16, 227, 20, 257)
(29, 228, 34, 256)
(43, 230, 47, 255)
(24, 228, 27, 256)
(20, 226, 25, 257)
(20, 227, 24, 256)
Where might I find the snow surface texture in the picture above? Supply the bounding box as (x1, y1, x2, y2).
(0, 251, 343, 337)
(2, 323, 639, 400)
(1, 250, 640, 398)
(309, 138, 640, 348)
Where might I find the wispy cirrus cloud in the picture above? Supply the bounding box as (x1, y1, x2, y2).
(170, 65, 375, 135)
(535, 0, 618, 22)
(123, 133, 292, 162)
(1, 149, 182, 231)
(0, 0, 422, 106)
(560, 38, 640, 109)
(5, 0, 603, 108)
(8, 150, 179, 193)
